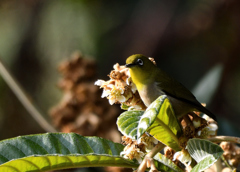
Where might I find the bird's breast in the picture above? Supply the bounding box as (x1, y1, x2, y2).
(138, 82, 165, 107)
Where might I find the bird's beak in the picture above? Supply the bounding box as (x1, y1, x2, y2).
(125, 63, 137, 68)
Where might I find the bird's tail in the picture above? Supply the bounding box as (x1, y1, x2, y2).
(197, 105, 217, 122)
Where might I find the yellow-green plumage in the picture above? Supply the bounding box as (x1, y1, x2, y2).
(125, 54, 217, 121)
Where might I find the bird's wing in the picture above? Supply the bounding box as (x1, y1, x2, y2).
(155, 69, 200, 107)
(155, 69, 217, 121)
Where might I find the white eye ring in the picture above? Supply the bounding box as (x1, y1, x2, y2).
(137, 59, 143, 66)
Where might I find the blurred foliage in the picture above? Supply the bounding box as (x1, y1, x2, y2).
(0, 0, 239, 150)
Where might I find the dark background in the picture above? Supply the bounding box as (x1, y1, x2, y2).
(0, 0, 239, 145)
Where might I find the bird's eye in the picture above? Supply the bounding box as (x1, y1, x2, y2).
(137, 59, 143, 66)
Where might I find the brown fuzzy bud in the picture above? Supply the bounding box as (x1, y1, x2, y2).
(178, 136, 189, 149)
(220, 142, 234, 152)
(183, 125, 195, 138)
(164, 147, 175, 160)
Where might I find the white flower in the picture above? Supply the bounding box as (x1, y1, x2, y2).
(106, 86, 127, 105)
(205, 123, 218, 136)
(108, 96, 116, 105)
(113, 63, 119, 70)
(198, 123, 218, 138)
(95, 63, 146, 109)
(101, 89, 110, 98)
(137, 134, 159, 150)
(110, 94, 126, 104)
(193, 120, 201, 128)
(173, 150, 192, 167)
(120, 145, 145, 163)
(126, 77, 131, 85)
(94, 79, 105, 86)
(202, 114, 214, 122)
(131, 82, 137, 93)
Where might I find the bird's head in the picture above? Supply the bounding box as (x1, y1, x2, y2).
(125, 54, 156, 85)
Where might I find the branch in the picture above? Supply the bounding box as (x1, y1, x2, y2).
(137, 142, 165, 172)
(0, 58, 57, 132)
(208, 136, 240, 144)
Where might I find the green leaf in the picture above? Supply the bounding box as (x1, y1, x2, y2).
(0, 133, 138, 171)
(121, 103, 130, 110)
(154, 153, 184, 172)
(137, 95, 182, 151)
(192, 64, 223, 105)
(117, 110, 144, 140)
(0, 154, 138, 171)
(187, 138, 224, 172)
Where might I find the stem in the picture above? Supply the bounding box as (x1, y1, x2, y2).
(221, 155, 232, 169)
(137, 142, 165, 172)
(0, 58, 57, 132)
(208, 136, 240, 144)
(215, 158, 223, 172)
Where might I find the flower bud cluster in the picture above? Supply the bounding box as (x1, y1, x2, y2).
(95, 63, 150, 110)
(50, 52, 121, 142)
(179, 110, 218, 149)
(197, 114, 218, 138)
(120, 134, 158, 163)
(172, 112, 218, 169)
(173, 149, 192, 170)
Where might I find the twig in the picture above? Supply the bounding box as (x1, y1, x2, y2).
(208, 136, 240, 144)
(0, 58, 57, 132)
(137, 142, 165, 172)
(221, 155, 232, 169)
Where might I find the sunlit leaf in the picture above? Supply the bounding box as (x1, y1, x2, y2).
(121, 103, 130, 110)
(0, 133, 138, 171)
(154, 153, 184, 172)
(187, 138, 224, 172)
(117, 110, 144, 140)
(0, 154, 138, 171)
(137, 95, 182, 151)
(0, 133, 187, 172)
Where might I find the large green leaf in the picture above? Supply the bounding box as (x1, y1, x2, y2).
(117, 110, 144, 140)
(137, 95, 182, 151)
(154, 153, 184, 172)
(0, 154, 138, 171)
(0, 133, 138, 171)
(187, 138, 224, 172)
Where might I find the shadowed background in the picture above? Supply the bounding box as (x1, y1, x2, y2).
(0, 0, 240, 170)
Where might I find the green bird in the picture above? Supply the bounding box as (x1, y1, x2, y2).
(125, 54, 217, 121)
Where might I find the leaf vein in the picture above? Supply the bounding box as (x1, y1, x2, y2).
(52, 134, 71, 154)
(97, 155, 101, 164)
(84, 156, 92, 164)
(18, 158, 42, 171)
(65, 156, 74, 166)
(22, 137, 49, 154)
(6, 143, 27, 157)
(45, 156, 52, 169)
(0, 165, 21, 172)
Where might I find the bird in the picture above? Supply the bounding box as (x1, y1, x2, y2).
(125, 54, 217, 121)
